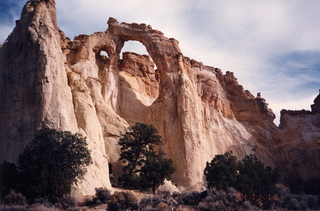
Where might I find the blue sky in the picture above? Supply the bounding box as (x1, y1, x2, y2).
(1, 0, 320, 125)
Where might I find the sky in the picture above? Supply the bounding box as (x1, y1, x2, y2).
(1, 0, 320, 125)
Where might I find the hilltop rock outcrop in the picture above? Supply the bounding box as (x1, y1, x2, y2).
(1, 0, 320, 199)
(278, 91, 320, 181)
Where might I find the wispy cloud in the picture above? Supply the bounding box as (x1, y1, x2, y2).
(1, 0, 320, 125)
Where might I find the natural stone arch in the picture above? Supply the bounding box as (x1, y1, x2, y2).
(106, 17, 181, 81)
(116, 41, 160, 124)
(120, 40, 149, 59)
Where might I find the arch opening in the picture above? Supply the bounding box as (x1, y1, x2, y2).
(100, 50, 108, 57)
(120, 40, 149, 59)
(118, 40, 160, 108)
(98, 50, 109, 60)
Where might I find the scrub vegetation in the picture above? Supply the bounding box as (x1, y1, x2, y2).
(1, 126, 319, 210)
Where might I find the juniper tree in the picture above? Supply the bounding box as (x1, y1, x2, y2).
(118, 122, 175, 191)
(18, 128, 92, 202)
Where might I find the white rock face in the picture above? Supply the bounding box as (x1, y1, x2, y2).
(0, 0, 121, 199)
(1, 0, 320, 200)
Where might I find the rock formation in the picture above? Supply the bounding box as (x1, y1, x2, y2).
(1, 0, 320, 200)
(278, 92, 320, 181)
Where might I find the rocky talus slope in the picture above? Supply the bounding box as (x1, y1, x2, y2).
(1, 0, 319, 199)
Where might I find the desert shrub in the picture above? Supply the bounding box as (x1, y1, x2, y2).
(272, 193, 320, 210)
(0, 205, 29, 211)
(284, 176, 304, 194)
(304, 176, 320, 195)
(33, 197, 53, 207)
(0, 161, 21, 199)
(196, 187, 264, 211)
(82, 196, 97, 207)
(140, 201, 171, 211)
(275, 183, 290, 195)
(179, 191, 201, 205)
(172, 191, 180, 199)
(156, 190, 171, 202)
(240, 200, 256, 211)
(95, 187, 111, 204)
(281, 194, 301, 210)
(198, 199, 227, 211)
(303, 194, 319, 210)
(0, 203, 62, 211)
(139, 195, 161, 209)
(59, 194, 76, 210)
(139, 191, 178, 210)
(140, 208, 159, 211)
(3, 190, 26, 206)
(107, 191, 138, 211)
(29, 204, 61, 211)
(268, 182, 319, 210)
(209, 188, 242, 210)
(156, 202, 171, 210)
(82, 188, 111, 207)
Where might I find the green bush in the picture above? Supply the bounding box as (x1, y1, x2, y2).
(118, 123, 175, 192)
(204, 151, 238, 191)
(94, 187, 111, 204)
(204, 152, 278, 199)
(18, 128, 92, 203)
(140, 153, 175, 192)
(236, 154, 276, 196)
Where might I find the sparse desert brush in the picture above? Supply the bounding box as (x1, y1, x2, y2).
(156, 190, 171, 200)
(0, 205, 28, 211)
(107, 191, 138, 211)
(179, 191, 201, 205)
(95, 187, 111, 204)
(139, 194, 162, 209)
(156, 202, 171, 211)
(279, 193, 319, 210)
(59, 194, 76, 210)
(0, 204, 61, 211)
(3, 190, 26, 206)
(171, 191, 180, 199)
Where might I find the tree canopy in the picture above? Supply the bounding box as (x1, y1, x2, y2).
(0, 161, 21, 200)
(18, 128, 92, 202)
(204, 152, 278, 197)
(237, 154, 276, 196)
(204, 151, 238, 191)
(118, 122, 175, 192)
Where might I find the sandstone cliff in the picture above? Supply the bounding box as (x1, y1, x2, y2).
(1, 0, 319, 199)
(278, 97, 320, 181)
